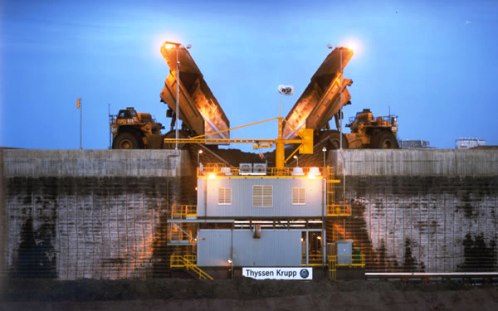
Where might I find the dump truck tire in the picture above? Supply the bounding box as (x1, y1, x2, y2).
(321, 130, 349, 149)
(372, 131, 399, 149)
(147, 134, 164, 149)
(112, 132, 143, 149)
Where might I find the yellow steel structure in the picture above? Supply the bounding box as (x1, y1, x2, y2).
(164, 116, 313, 173)
(328, 253, 365, 280)
(170, 254, 214, 280)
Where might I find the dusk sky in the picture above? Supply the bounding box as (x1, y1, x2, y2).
(1, 0, 497, 150)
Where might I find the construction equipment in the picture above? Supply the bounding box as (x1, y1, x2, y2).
(164, 116, 314, 172)
(111, 107, 165, 149)
(159, 42, 230, 144)
(112, 42, 231, 150)
(111, 43, 398, 151)
(345, 109, 399, 149)
(283, 47, 399, 149)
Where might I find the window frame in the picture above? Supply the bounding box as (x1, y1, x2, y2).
(218, 187, 232, 205)
(291, 187, 306, 205)
(252, 185, 273, 208)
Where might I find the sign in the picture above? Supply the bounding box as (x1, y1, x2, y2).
(242, 267, 312, 281)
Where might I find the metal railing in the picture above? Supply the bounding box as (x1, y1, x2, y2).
(198, 164, 327, 178)
(328, 253, 366, 280)
(170, 254, 213, 280)
(302, 254, 324, 267)
(171, 204, 197, 219)
(326, 203, 352, 217)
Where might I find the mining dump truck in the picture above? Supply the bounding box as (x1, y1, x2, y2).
(283, 47, 399, 149)
(111, 107, 165, 149)
(112, 43, 230, 149)
(159, 42, 230, 146)
(345, 108, 398, 148)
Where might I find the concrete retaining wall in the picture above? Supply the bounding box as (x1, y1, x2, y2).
(3, 150, 191, 177)
(2, 149, 194, 280)
(332, 149, 498, 177)
(331, 150, 498, 272)
(1, 149, 497, 279)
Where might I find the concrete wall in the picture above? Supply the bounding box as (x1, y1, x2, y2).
(2, 149, 192, 280)
(332, 149, 498, 177)
(3, 149, 190, 177)
(2, 148, 497, 279)
(331, 149, 498, 272)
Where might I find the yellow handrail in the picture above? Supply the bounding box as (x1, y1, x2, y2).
(328, 253, 365, 280)
(170, 254, 214, 280)
(326, 204, 352, 217)
(302, 254, 324, 267)
(171, 205, 197, 219)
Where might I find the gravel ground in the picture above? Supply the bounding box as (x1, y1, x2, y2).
(1, 278, 498, 310)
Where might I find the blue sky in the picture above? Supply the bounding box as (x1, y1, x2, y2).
(1, 0, 497, 149)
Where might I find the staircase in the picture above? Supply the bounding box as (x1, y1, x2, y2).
(170, 254, 214, 280)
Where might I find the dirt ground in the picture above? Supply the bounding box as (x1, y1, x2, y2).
(1, 278, 498, 311)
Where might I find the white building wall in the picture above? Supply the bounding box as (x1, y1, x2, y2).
(197, 177, 323, 218)
(197, 229, 302, 267)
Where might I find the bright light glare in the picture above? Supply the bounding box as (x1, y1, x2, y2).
(307, 167, 321, 179)
(340, 37, 363, 55)
(164, 43, 177, 50)
(208, 173, 216, 179)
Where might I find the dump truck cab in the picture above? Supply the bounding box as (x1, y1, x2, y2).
(111, 107, 164, 149)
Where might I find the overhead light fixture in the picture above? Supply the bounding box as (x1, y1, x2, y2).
(278, 85, 294, 95)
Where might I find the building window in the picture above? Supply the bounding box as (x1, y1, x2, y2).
(218, 187, 232, 205)
(252, 185, 272, 207)
(292, 187, 306, 205)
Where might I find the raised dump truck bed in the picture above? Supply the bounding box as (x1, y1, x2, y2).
(160, 44, 230, 141)
(283, 47, 353, 139)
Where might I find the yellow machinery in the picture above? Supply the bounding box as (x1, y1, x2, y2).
(160, 42, 230, 142)
(283, 47, 399, 149)
(111, 107, 165, 149)
(164, 116, 314, 172)
(111, 43, 398, 150)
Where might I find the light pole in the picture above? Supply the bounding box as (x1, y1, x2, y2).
(326, 44, 344, 149)
(164, 41, 191, 151)
(339, 47, 343, 150)
(76, 97, 82, 149)
(277, 85, 294, 172)
(197, 149, 203, 165)
(321, 146, 327, 264)
(197, 149, 203, 173)
(277, 85, 294, 117)
(227, 259, 234, 279)
(322, 146, 327, 169)
(293, 155, 299, 167)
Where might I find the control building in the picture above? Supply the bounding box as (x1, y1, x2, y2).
(168, 162, 360, 279)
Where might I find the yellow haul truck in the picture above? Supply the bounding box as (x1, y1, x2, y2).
(112, 44, 397, 150)
(283, 47, 399, 149)
(111, 107, 164, 149)
(111, 42, 230, 149)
